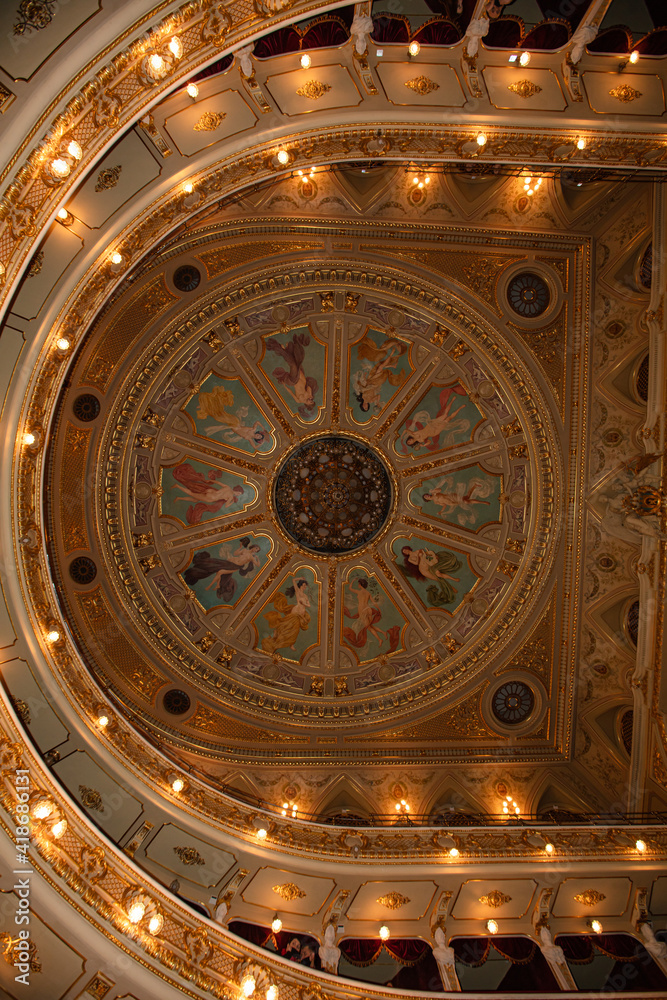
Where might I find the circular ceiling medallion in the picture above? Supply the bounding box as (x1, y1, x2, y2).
(173, 264, 201, 292)
(68, 556, 97, 585)
(72, 393, 100, 422)
(163, 689, 192, 715)
(491, 680, 535, 724)
(507, 272, 549, 318)
(273, 435, 393, 555)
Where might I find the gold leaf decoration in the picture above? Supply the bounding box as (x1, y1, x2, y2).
(95, 164, 122, 192)
(574, 889, 606, 906)
(273, 881, 306, 901)
(609, 84, 642, 104)
(404, 76, 440, 96)
(377, 891, 411, 910)
(193, 111, 227, 132)
(479, 889, 512, 908)
(296, 80, 332, 101)
(507, 80, 542, 100)
(174, 846, 205, 866)
(78, 785, 103, 811)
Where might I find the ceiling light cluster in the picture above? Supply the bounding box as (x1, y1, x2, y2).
(43, 136, 83, 185)
(141, 36, 183, 83)
(281, 800, 297, 818)
(502, 795, 521, 816)
(522, 175, 543, 197)
(508, 51, 531, 66)
(411, 173, 430, 190)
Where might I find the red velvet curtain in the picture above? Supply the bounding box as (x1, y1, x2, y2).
(300, 19, 349, 49)
(339, 939, 383, 966)
(253, 26, 301, 58)
(521, 20, 570, 50)
(385, 939, 429, 965)
(492, 937, 536, 964)
(636, 27, 667, 55)
(556, 935, 595, 964)
(587, 26, 632, 53)
(371, 15, 410, 43)
(451, 937, 490, 966)
(484, 16, 524, 48)
(413, 19, 461, 46)
(229, 919, 272, 947)
(498, 948, 561, 992)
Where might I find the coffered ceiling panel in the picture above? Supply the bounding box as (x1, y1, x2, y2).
(346, 881, 439, 922)
(241, 867, 335, 915)
(164, 90, 258, 156)
(376, 63, 465, 107)
(552, 878, 633, 918)
(264, 66, 362, 115)
(451, 880, 537, 920)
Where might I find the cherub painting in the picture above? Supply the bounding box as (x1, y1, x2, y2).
(259, 327, 325, 422)
(341, 571, 405, 661)
(184, 377, 274, 455)
(181, 534, 271, 609)
(349, 332, 410, 422)
(255, 568, 319, 661)
(161, 460, 254, 526)
(392, 537, 477, 611)
(412, 467, 501, 530)
(394, 383, 481, 457)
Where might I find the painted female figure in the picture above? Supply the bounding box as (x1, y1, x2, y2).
(422, 475, 492, 527)
(399, 386, 470, 454)
(171, 462, 244, 525)
(196, 385, 269, 446)
(183, 538, 261, 602)
(398, 545, 462, 607)
(262, 578, 312, 654)
(352, 335, 407, 414)
(266, 332, 318, 418)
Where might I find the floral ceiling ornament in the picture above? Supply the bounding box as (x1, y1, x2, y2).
(404, 76, 440, 96)
(273, 882, 306, 901)
(574, 889, 606, 906)
(479, 889, 512, 908)
(377, 891, 411, 909)
(296, 80, 332, 100)
(95, 165, 122, 192)
(78, 785, 103, 811)
(193, 111, 227, 132)
(507, 80, 543, 99)
(174, 846, 205, 866)
(609, 84, 642, 103)
(13, 0, 57, 35)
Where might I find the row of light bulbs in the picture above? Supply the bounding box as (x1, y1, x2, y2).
(240, 974, 278, 999)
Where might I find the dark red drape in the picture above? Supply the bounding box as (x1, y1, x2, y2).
(387, 949, 442, 993)
(385, 939, 429, 965)
(339, 939, 383, 966)
(413, 19, 462, 46)
(253, 26, 301, 57)
(556, 935, 595, 964)
(229, 919, 272, 947)
(371, 15, 410, 43)
(339, 938, 429, 968)
(300, 19, 349, 49)
(636, 27, 667, 55)
(498, 948, 561, 993)
(451, 936, 490, 966)
(492, 937, 536, 964)
(587, 26, 632, 54)
(191, 54, 233, 82)
(521, 20, 570, 50)
(484, 16, 524, 48)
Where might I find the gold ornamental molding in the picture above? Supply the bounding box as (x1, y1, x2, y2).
(95, 165, 122, 192)
(404, 76, 439, 96)
(479, 889, 511, 908)
(295, 80, 332, 100)
(174, 846, 206, 866)
(573, 889, 606, 906)
(507, 80, 542, 100)
(273, 882, 306, 901)
(193, 111, 228, 131)
(377, 891, 411, 909)
(608, 84, 642, 104)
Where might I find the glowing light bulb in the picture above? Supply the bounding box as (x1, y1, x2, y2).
(183, 182, 194, 194)
(51, 819, 67, 839)
(47, 630, 60, 643)
(424, 175, 430, 184)
(267, 987, 278, 1000)
(636, 839, 646, 852)
(110, 252, 122, 265)
(300, 53, 312, 69)
(629, 50, 639, 64)
(97, 714, 109, 728)
(169, 37, 183, 59)
(519, 51, 531, 67)
(67, 140, 82, 161)
(58, 208, 69, 219)
(149, 54, 165, 74)
(23, 432, 36, 446)
(476, 133, 487, 146)
(577, 138, 585, 150)
(171, 777, 184, 793)
(51, 158, 70, 179)
(379, 925, 390, 941)
(545, 842, 554, 855)
(127, 900, 145, 924)
(408, 40, 420, 57)
(276, 150, 289, 166)
(418, 182, 424, 189)
(449, 847, 459, 858)
(32, 799, 53, 820)
(271, 917, 282, 933)
(148, 914, 163, 935)
(56, 337, 70, 351)
(186, 83, 198, 99)
(241, 974, 256, 997)
(256, 827, 267, 839)
(487, 919, 499, 934)
(590, 919, 602, 934)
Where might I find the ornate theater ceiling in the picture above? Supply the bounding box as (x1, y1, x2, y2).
(1, 0, 667, 996)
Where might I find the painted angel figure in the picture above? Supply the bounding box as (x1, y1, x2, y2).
(171, 462, 244, 524)
(183, 538, 262, 601)
(266, 332, 318, 418)
(422, 474, 493, 526)
(398, 545, 462, 607)
(343, 577, 400, 653)
(352, 335, 407, 414)
(262, 577, 312, 654)
(399, 386, 470, 454)
(196, 385, 270, 446)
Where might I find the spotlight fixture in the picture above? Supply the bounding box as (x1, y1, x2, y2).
(486, 919, 499, 934)
(171, 777, 185, 793)
(183, 182, 194, 194)
(97, 714, 109, 728)
(66, 140, 82, 161)
(23, 432, 36, 446)
(636, 839, 646, 853)
(449, 846, 460, 858)
(276, 149, 290, 166)
(476, 133, 487, 147)
(519, 51, 531, 67)
(300, 53, 312, 69)
(56, 337, 70, 351)
(50, 158, 70, 180)
(589, 919, 603, 934)
(46, 629, 60, 643)
(168, 36, 183, 59)
(31, 798, 54, 820)
(148, 913, 163, 935)
(545, 842, 554, 855)
(271, 916, 283, 933)
(149, 53, 165, 75)
(51, 819, 67, 839)
(629, 49, 639, 64)
(186, 83, 199, 99)
(256, 827, 267, 839)
(110, 251, 123, 266)
(577, 138, 586, 150)
(408, 40, 420, 57)
(57, 208, 74, 226)
(127, 899, 146, 924)
(379, 925, 390, 941)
